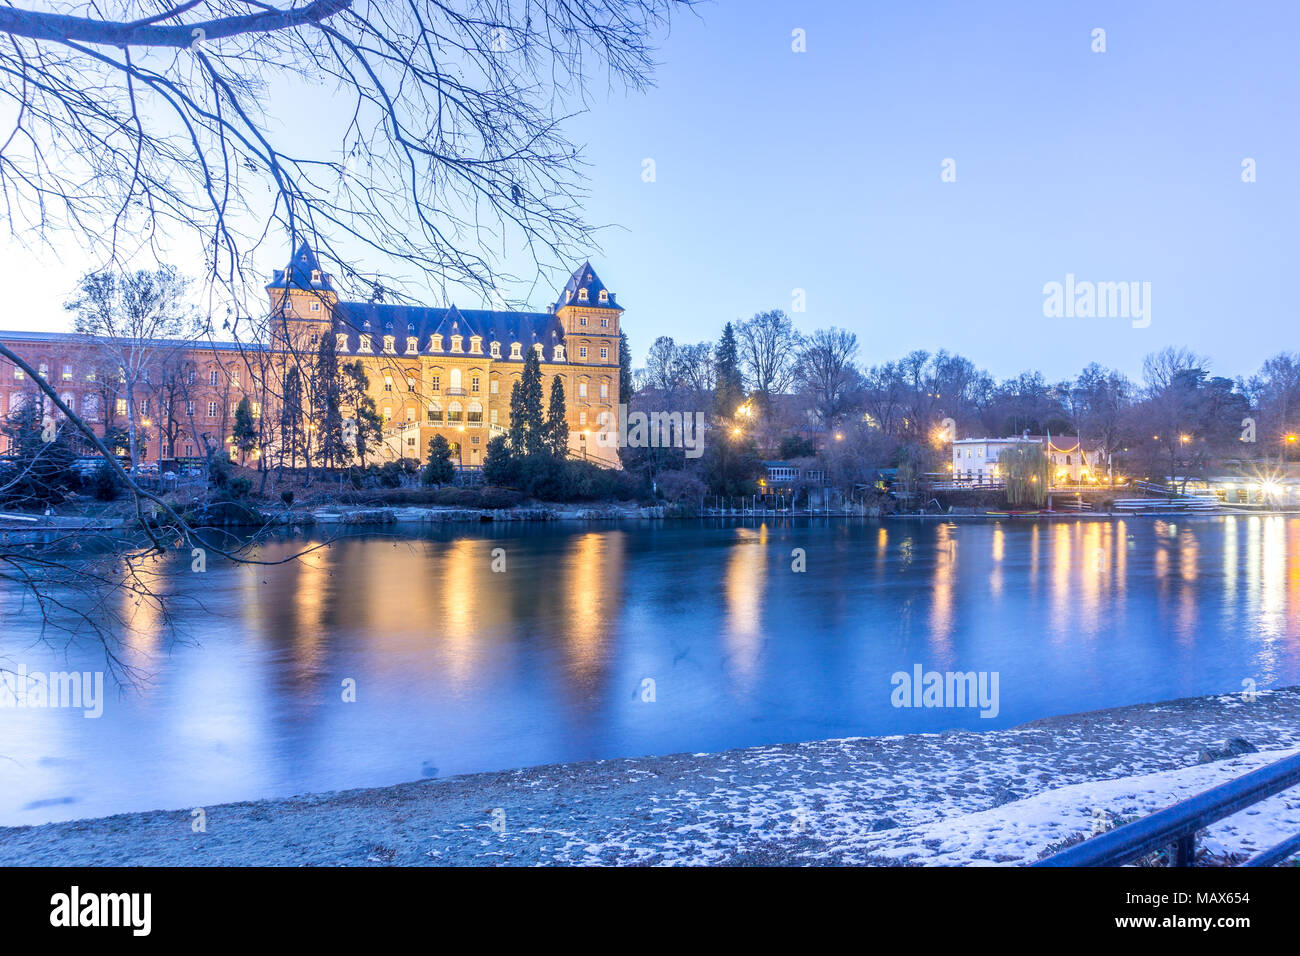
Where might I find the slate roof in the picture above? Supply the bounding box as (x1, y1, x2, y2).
(331, 302, 567, 360)
(266, 241, 336, 293)
(553, 262, 621, 312)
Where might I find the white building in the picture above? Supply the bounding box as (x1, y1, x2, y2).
(951, 435, 1107, 486)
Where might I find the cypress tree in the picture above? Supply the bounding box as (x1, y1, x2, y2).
(546, 375, 568, 457)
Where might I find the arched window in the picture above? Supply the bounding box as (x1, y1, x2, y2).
(447, 401, 463, 422)
(468, 400, 483, 423)
(449, 368, 462, 391)
(427, 401, 442, 422)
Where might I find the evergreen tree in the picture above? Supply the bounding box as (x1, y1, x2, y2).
(312, 329, 345, 472)
(280, 365, 304, 469)
(422, 434, 456, 485)
(619, 329, 632, 406)
(0, 398, 78, 507)
(342, 361, 383, 466)
(714, 321, 744, 418)
(233, 396, 258, 465)
(508, 347, 546, 457)
(546, 375, 568, 457)
(482, 434, 516, 487)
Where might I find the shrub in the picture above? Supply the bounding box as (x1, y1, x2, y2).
(89, 460, 122, 501)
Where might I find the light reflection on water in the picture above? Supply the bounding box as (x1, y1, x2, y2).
(3, 516, 1300, 825)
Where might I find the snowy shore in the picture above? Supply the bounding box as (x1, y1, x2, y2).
(3, 687, 1300, 866)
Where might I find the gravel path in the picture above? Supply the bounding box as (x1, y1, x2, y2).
(3, 687, 1298, 866)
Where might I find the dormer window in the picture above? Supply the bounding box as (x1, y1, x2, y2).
(363, 320, 371, 330)
(470, 336, 483, 354)
(359, 334, 373, 352)
(510, 342, 522, 360)
(406, 336, 419, 354)
(407, 323, 415, 334)
(599, 290, 608, 303)
(451, 335, 464, 353)
(490, 341, 501, 358)
(533, 343, 544, 359)
(430, 334, 443, 351)
(383, 335, 396, 353)
(311, 270, 321, 284)
(578, 289, 588, 301)
(554, 345, 565, 362)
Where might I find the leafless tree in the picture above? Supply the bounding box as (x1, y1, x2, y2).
(736, 309, 799, 410)
(793, 327, 861, 428)
(0, 1, 691, 311)
(64, 266, 202, 470)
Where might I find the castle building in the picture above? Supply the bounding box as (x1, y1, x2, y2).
(0, 243, 623, 469)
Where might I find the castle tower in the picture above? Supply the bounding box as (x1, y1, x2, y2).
(553, 262, 622, 462)
(265, 241, 338, 354)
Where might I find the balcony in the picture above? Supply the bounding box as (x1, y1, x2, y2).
(445, 387, 468, 396)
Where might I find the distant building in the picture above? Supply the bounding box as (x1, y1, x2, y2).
(951, 434, 1108, 486)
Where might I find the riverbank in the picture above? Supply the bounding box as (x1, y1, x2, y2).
(4, 686, 1299, 866)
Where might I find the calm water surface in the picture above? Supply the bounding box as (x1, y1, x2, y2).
(3, 516, 1299, 824)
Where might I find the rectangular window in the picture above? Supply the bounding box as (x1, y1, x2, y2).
(39, 363, 49, 378)
(252, 402, 262, 419)
(490, 410, 498, 425)
(430, 374, 440, 390)
(406, 337, 419, 354)
(600, 318, 609, 328)
(600, 383, 608, 398)
(579, 411, 587, 425)
(406, 408, 415, 422)
(471, 377, 480, 393)
(578, 383, 587, 398)
(116, 399, 128, 417)
(62, 365, 72, 381)
(13, 367, 23, 380)
(185, 369, 195, 384)
(208, 402, 218, 418)
(231, 371, 240, 387)
(382, 407, 392, 421)
(579, 347, 588, 359)
(600, 347, 609, 360)
(209, 370, 219, 387)
(490, 380, 499, 394)
(186, 401, 195, 416)
(384, 376, 393, 392)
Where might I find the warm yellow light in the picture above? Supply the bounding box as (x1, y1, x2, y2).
(834, 432, 843, 441)
(1179, 434, 1191, 444)
(732, 427, 742, 437)
(1287, 435, 1298, 444)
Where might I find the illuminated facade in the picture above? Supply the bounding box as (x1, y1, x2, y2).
(0, 243, 624, 468)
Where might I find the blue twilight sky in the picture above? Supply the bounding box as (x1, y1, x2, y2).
(2, 0, 1297, 382)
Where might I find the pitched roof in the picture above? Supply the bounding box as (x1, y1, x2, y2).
(553, 261, 620, 311)
(266, 241, 335, 292)
(331, 302, 566, 360)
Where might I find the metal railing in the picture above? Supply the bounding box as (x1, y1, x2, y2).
(1034, 750, 1300, 867)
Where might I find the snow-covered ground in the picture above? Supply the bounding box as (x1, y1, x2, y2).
(3, 687, 1300, 866)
